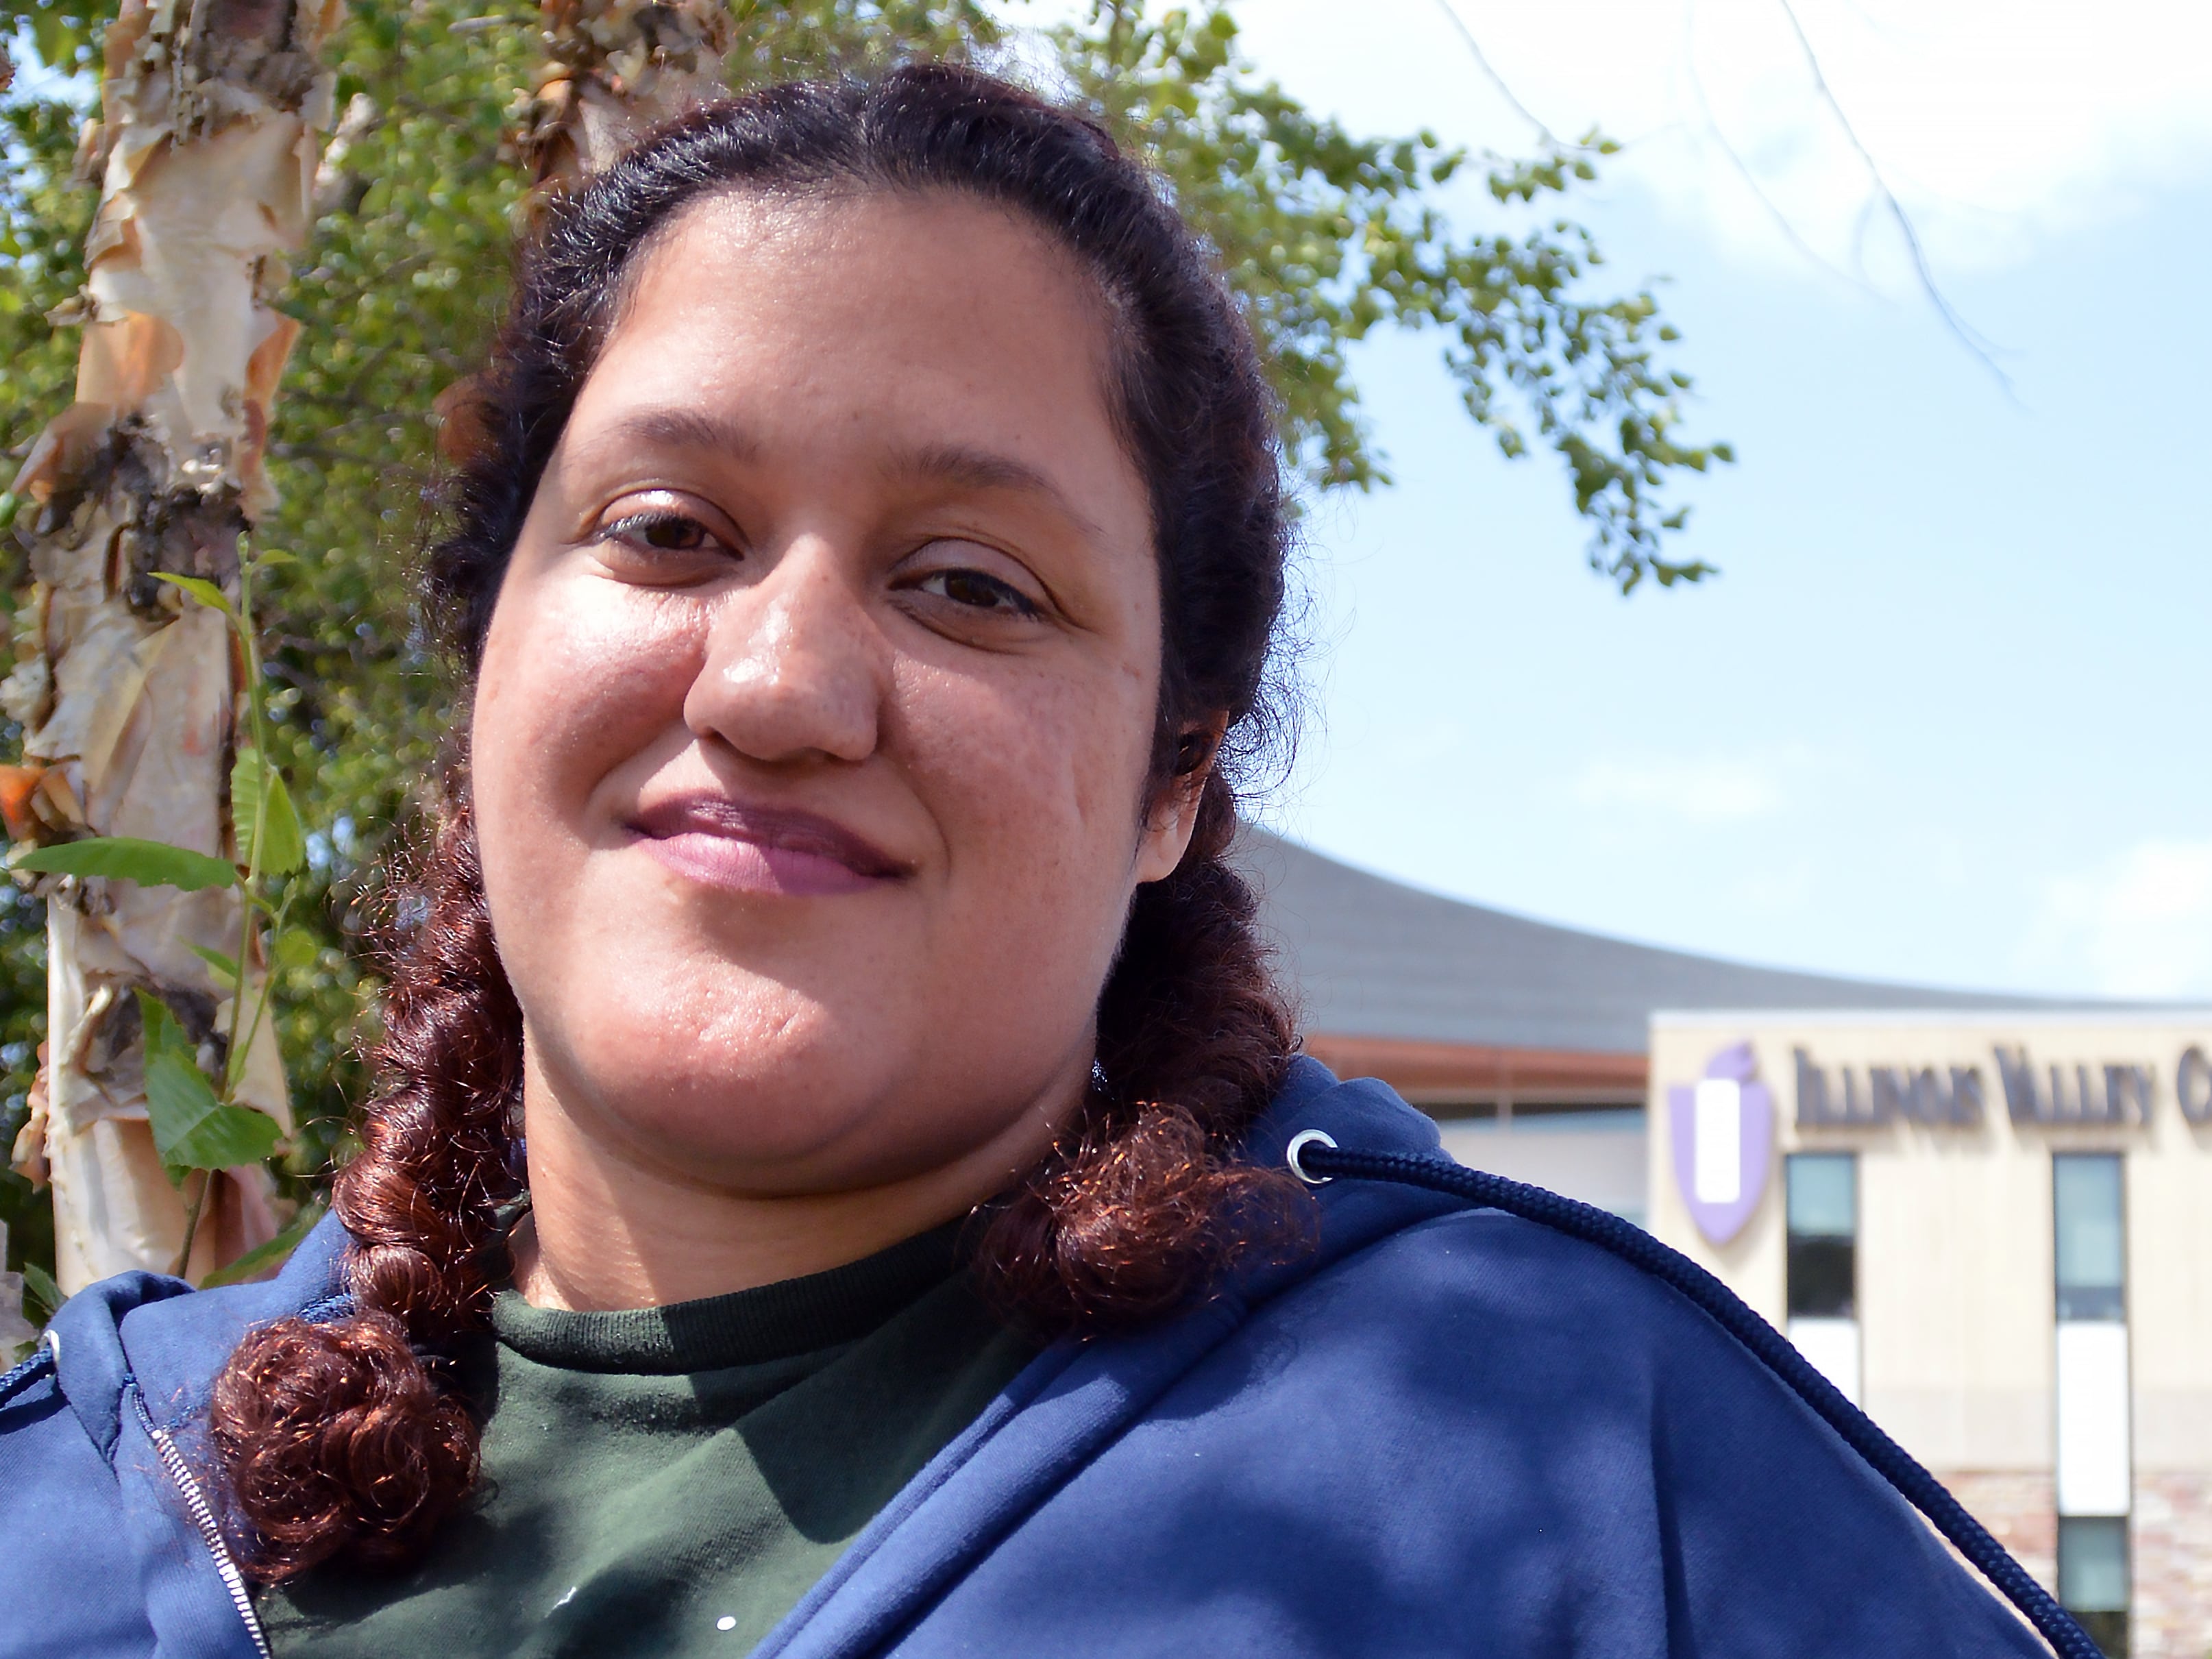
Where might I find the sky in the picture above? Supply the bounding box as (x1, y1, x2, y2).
(1009, 0, 2212, 1000)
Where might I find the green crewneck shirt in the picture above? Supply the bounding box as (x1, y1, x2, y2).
(260, 1224, 1040, 1657)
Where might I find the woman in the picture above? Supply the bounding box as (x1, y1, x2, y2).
(1, 67, 2053, 1658)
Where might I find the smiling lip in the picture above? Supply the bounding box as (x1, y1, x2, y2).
(628, 798, 906, 898)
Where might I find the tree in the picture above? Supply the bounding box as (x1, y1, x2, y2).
(1059, 5, 1729, 578)
(1, 0, 1727, 1309)
(517, 0, 733, 186)
(1, 0, 345, 1293)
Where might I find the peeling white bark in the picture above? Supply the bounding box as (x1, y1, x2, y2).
(7, 0, 342, 1290)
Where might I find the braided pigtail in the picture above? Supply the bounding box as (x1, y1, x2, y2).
(974, 772, 1310, 1329)
(208, 806, 523, 1580)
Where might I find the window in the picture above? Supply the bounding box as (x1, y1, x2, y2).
(1784, 1153, 1859, 1405)
(1786, 1153, 1856, 1318)
(2054, 1155, 2126, 1322)
(2054, 1153, 2130, 1658)
(2058, 1517, 2130, 1659)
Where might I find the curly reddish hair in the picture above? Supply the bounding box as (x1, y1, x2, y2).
(210, 64, 1309, 1582)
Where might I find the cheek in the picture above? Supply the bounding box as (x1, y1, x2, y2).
(898, 646, 1155, 929)
(476, 582, 703, 815)
(472, 578, 706, 948)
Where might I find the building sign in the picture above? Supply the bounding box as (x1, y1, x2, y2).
(2180, 1046, 2212, 1125)
(1667, 1042, 1773, 1244)
(1993, 1049, 2152, 1127)
(1793, 1043, 2212, 1129)
(1795, 1051, 1984, 1127)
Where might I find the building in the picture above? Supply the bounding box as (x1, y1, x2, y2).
(1651, 1012, 2212, 1659)
(1240, 828, 2053, 1224)
(1244, 831, 2211, 1658)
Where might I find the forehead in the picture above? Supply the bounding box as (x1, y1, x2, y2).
(577, 189, 1130, 477)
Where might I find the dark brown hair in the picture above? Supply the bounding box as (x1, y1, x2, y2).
(211, 63, 1306, 1582)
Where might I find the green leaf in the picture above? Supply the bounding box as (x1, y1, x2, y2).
(20, 1262, 63, 1325)
(30, 10, 73, 71)
(249, 548, 298, 569)
(169, 1103, 282, 1175)
(231, 748, 306, 876)
(199, 1199, 325, 1290)
(275, 928, 319, 972)
(137, 990, 221, 1177)
(151, 571, 235, 617)
(136, 991, 282, 1176)
(189, 944, 241, 986)
(12, 837, 238, 892)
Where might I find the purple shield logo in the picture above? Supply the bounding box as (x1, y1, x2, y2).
(1667, 1042, 1774, 1245)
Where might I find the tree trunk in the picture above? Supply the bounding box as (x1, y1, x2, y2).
(433, 2, 726, 464)
(519, 0, 730, 188)
(5, 0, 343, 1290)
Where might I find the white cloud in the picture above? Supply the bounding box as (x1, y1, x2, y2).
(2020, 839, 2212, 998)
(1571, 746, 1810, 822)
(1685, 0, 2211, 273)
(1108, 0, 2212, 284)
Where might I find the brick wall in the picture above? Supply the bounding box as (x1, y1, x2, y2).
(2134, 1473, 2212, 1659)
(1945, 1471, 2058, 1595)
(1934, 1469, 2212, 1658)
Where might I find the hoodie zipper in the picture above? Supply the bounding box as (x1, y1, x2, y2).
(129, 1384, 273, 1659)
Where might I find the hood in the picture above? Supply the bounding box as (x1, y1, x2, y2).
(48, 1199, 353, 1452)
(69, 1057, 1442, 1407)
(15, 1059, 1454, 1659)
(48, 1055, 1445, 1455)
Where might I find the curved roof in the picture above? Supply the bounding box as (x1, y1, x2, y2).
(1237, 829, 2081, 1057)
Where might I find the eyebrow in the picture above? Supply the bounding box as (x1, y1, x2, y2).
(592, 407, 763, 462)
(586, 410, 1102, 539)
(885, 441, 1103, 539)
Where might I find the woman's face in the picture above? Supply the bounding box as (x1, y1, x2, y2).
(472, 190, 1194, 1207)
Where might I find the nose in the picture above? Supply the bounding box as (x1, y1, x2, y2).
(683, 539, 884, 767)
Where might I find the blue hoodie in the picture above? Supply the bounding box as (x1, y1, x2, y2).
(0, 1061, 2049, 1658)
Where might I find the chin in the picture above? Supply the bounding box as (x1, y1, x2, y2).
(528, 934, 1091, 1187)
(609, 1076, 1013, 1199)
(553, 985, 909, 1170)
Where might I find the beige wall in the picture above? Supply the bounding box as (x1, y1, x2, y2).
(1436, 1115, 1647, 1220)
(1648, 1011, 2212, 1479)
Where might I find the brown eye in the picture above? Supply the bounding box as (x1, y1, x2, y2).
(605, 511, 714, 552)
(915, 568, 1036, 615)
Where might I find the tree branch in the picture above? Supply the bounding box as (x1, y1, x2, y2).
(1769, 0, 2015, 397)
(1427, 0, 1569, 149)
(1682, 0, 1880, 297)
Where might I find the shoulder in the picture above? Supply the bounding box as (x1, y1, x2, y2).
(1238, 1059, 1725, 1401)
(0, 1216, 348, 1654)
(944, 1067, 2048, 1657)
(0, 1216, 347, 1539)
(0, 1301, 159, 1655)
(1199, 1202, 1767, 1527)
(1230, 1078, 1877, 1527)
(1233, 1062, 1829, 1435)
(1268, 1199, 1708, 1393)
(1201, 1200, 2042, 1651)
(0, 1338, 160, 1656)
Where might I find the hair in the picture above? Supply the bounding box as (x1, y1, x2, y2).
(210, 63, 1307, 1582)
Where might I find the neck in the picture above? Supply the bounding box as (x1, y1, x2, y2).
(508, 1055, 1075, 1312)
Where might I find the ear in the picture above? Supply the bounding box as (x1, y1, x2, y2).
(1133, 717, 1227, 885)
